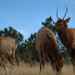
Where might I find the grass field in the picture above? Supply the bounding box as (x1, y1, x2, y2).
(0, 63, 74, 75)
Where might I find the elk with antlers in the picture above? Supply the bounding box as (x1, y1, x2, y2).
(55, 8, 75, 74)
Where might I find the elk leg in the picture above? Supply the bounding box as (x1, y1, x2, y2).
(70, 48, 75, 74)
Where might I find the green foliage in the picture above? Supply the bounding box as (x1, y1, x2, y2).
(42, 16, 55, 33)
(0, 16, 70, 64)
(0, 30, 4, 36)
(16, 33, 39, 63)
(0, 26, 23, 44)
(16, 16, 68, 64)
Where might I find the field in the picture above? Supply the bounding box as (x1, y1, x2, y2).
(0, 63, 74, 75)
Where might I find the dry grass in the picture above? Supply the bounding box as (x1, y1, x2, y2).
(0, 63, 74, 75)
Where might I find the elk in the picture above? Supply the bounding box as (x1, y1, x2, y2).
(0, 36, 17, 68)
(36, 27, 64, 75)
(55, 8, 75, 74)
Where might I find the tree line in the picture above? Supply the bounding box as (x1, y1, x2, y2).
(0, 16, 70, 64)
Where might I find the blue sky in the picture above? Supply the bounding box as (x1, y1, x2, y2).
(0, 0, 75, 39)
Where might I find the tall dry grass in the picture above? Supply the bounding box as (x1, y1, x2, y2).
(0, 63, 74, 75)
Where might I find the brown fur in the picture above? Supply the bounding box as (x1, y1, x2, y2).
(0, 36, 17, 67)
(61, 29, 75, 48)
(55, 18, 75, 74)
(36, 27, 64, 74)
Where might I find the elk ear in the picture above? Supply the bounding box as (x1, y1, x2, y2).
(66, 17, 71, 23)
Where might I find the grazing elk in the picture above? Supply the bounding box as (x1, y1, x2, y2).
(55, 8, 75, 74)
(36, 27, 64, 75)
(0, 36, 17, 68)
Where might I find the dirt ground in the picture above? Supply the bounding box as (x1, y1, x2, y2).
(0, 63, 74, 75)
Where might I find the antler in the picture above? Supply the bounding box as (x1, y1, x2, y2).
(63, 8, 68, 19)
(56, 8, 59, 19)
